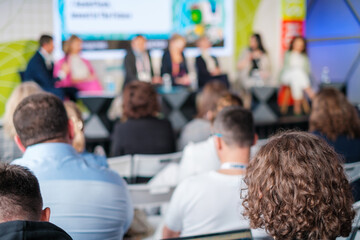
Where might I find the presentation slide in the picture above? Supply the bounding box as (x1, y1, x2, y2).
(53, 0, 233, 59)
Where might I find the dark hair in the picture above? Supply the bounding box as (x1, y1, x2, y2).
(196, 81, 228, 118)
(39, 35, 53, 47)
(309, 88, 360, 141)
(13, 93, 69, 148)
(0, 163, 43, 222)
(243, 131, 355, 240)
(122, 81, 159, 119)
(250, 33, 266, 53)
(133, 34, 145, 40)
(289, 36, 307, 54)
(213, 106, 254, 147)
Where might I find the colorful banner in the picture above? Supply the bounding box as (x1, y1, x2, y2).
(281, 0, 306, 54)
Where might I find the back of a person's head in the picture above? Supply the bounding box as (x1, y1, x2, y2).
(196, 81, 227, 118)
(208, 92, 243, 122)
(64, 101, 85, 153)
(39, 34, 53, 47)
(243, 131, 355, 239)
(0, 163, 43, 222)
(213, 106, 254, 148)
(3, 82, 43, 138)
(122, 81, 159, 119)
(13, 93, 68, 148)
(309, 88, 360, 141)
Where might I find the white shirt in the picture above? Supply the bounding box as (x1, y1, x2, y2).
(179, 137, 268, 182)
(39, 47, 53, 70)
(165, 171, 249, 237)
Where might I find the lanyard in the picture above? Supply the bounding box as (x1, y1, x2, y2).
(220, 162, 247, 170)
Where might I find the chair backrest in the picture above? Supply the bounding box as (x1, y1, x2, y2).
(128, 184, 175, 208)
(165, 229, 252, 240)
(108, 155, 132, 179)
(132, 152, 183, 179)
(345, 200, 360, 240)
(344, 162, 360, 183)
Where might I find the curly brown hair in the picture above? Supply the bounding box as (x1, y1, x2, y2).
(309, 88, 360, 141)
(242, 131, 355, 240)
(122, 81, 159, 119)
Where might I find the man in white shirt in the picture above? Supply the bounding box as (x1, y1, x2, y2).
(163, 106, 260, 238)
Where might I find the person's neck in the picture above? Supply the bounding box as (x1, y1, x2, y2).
(41, 137, 70, 145)
(217, 147, 250, 176)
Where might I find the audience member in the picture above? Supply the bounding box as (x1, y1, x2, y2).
(64, 101, 108, 168)
(280, 36, 315, 115)
(54, 35, 103, 92)
(177, 81, 227, 150)
(161, 34, 190, 86)
(195, 36, 229, 89)
(0, 163, 72, 240)
(243, 131, 355, 239)
(0, 82, 43, 162)
(12, 93, 133, 240)
(237, 33, 271, 89)
(111, 81, 175, 156)
(123, 35, 160, 86)
(178, 92, 245, 181)
(310, 88, 360, 200)
(24, 35, 68, 99)
(163, 107, 265, 238)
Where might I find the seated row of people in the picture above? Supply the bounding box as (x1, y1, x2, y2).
(125, 34, 228, 89)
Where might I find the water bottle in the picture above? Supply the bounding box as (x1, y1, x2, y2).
(163, 73, 172, 93)
(321, 66, 330, 84)
(105, 75, 116, 94)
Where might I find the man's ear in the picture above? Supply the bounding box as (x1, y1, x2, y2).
(253, 134, 258, 146)
(14, 135, 26, 153)
(68, 119, 75, 142)
(214, 135, 222, 151)
(40, 207, 50, 222)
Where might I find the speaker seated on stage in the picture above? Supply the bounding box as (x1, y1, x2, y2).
(310, 88, 360, 201)
(279, 36, 315, 115)
(0, 163, 72, 240)
(161, 34, 190, 86)
(195, 36, 229, 89)
(177, 81, 227, 150)
(163, 107, 267, 239)
(123, 35, 161, 87)
(54, 35, 103, 92)
(23, 35, 65, 99)
(12, 93, 133, 240)
(111, 81, 175, 157)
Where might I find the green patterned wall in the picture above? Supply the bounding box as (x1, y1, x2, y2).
(234, 0, 262, 60)
(0, 40, 38, 116)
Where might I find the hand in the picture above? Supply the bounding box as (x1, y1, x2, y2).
(175, 75, 190, 86)
(211, 68, 221, 76)
(152, 76, 162, 84)
(61, 62, 70, 74)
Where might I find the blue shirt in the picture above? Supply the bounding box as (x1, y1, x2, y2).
(12, 143, 133, 240)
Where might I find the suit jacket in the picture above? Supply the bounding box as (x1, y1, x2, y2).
(160, 50, 188, 85)
(123, 49, 154, 87)
(24, 50, 63, 98)
(111, 116, 175, 157)
(195, 55, 219, 88)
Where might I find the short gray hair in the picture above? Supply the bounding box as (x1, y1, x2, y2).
(213, 106, 255, 147)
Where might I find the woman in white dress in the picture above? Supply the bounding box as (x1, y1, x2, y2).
(281, 36, 315, 115)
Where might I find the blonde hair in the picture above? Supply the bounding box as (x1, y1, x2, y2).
(3, 82, 43, 137)
(63, 35, 81, 55)
(64, 101, 85, 153)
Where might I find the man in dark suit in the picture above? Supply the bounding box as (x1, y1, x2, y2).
(123, 35, 160, 87)
(195, 36, 229, 89)
(24, 35, 72, 99)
